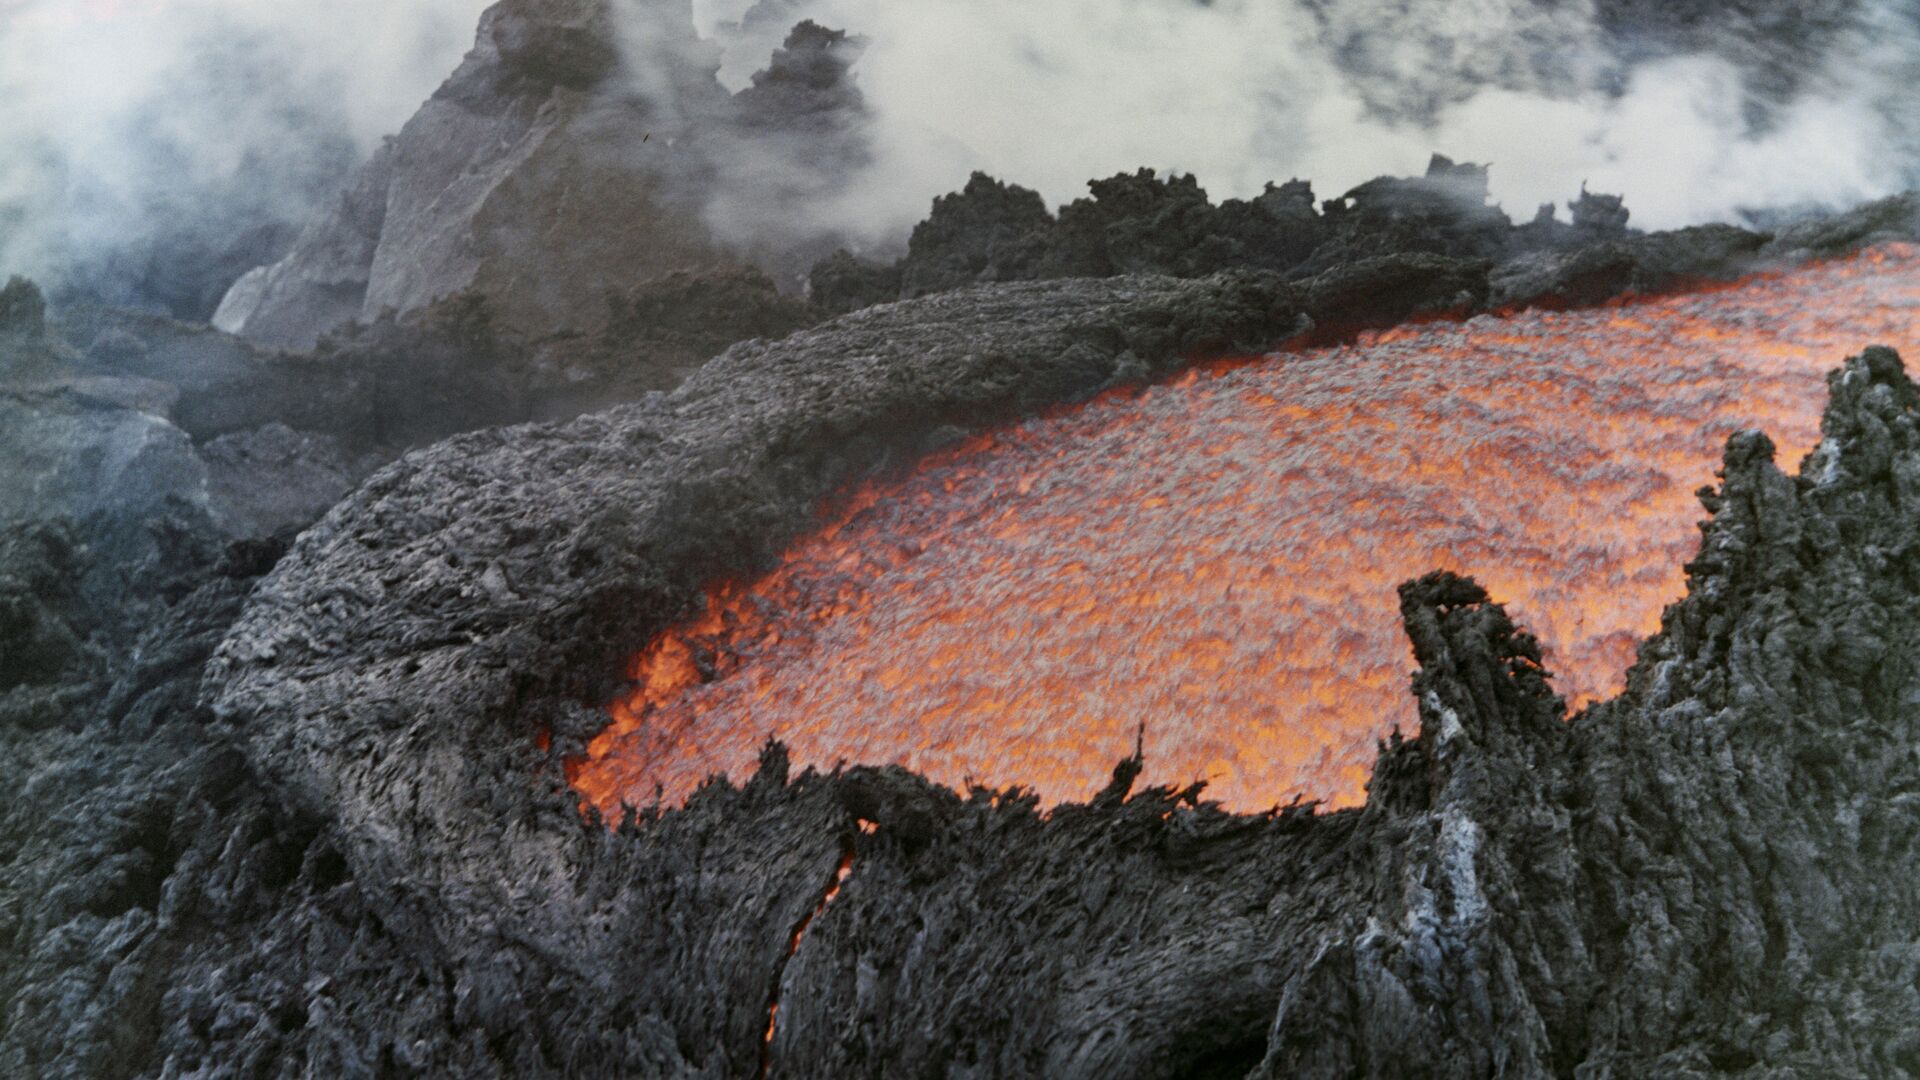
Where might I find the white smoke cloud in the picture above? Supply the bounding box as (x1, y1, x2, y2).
(0, 0, 489, 310)
(688, 0, 1920, 245)
(3, 0, 1916, 317)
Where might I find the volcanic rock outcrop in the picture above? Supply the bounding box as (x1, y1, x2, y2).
(211, 0, 870, 352)
(212, 0, 726, 349)
(809, 158, 1920, 318)
(0, 259, 818, 579)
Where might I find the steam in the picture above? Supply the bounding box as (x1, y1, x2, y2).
(687, 0, 1920, 248)
(0, 0, 488, 315)
(3, 0, 1916, 320)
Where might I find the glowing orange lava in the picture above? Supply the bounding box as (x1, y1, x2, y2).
(760, 847, 855, 1077)
(570, 245, 1920, 816)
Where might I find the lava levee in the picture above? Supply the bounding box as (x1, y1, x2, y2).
(570, 244, 1920, 816)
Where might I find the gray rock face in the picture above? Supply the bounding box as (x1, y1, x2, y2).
(214, 0, 734, 350)
(0, 308, 374, 553)
(0, 389, 210, 528)
(211, 143, 398, 351)
(201, 424, 360, 538)
(212, 0, 864, 352)
(0, 388, 360, 547)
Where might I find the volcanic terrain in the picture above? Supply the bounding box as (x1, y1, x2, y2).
(6, 0, 1920, 1077)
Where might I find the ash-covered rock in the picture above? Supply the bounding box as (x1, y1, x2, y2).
(0, 258, 823, 574)
(0, 388, 211, 529)
(210, 1, 870, 351)
(212, 0, 736, 350)
(201, 425, 360, 538)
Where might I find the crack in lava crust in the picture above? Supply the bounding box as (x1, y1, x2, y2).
(570, 245, 1920, 816)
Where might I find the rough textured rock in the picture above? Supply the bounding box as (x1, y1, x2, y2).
(0, 389, 212, 531)
(0, 265, 817, 548)
(181, 246, 1920, 1076)
(817, 166, 1920, 322)
(0, 307, 371, 552)
(201, 425, 360, 538)
(7, 185, 1920, 1076)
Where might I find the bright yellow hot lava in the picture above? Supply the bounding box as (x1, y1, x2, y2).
(569, 245, 1920, 816)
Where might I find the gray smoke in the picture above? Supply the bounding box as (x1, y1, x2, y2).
(4, 0, 1916, 320)
(683, 0, 1920, 249)
(0, 0, 489, 317)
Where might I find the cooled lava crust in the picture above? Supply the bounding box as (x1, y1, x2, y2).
(200, 205, 1920, 1075)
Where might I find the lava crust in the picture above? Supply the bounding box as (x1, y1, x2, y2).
(200, 253, 1920, 1074)
(573, 245, 1920, 817)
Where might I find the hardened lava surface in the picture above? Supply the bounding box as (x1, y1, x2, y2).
(573, 244, 1920, 815)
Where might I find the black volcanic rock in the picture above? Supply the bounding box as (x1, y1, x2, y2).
(806, 248, 904, 316)
(1488, 222, 1771, 308)
(731, 20, 867, 131)
(895, 172, 1054, 298)
(604, 265, 816, 360)
(0, 520, 99, 693)
(814, 155, 1635, 315)
(1298, 154, 1521, 271)
(841, 167, 1920, 321)
(818, 155, 1913, 323)
(0, 277, 47, 338)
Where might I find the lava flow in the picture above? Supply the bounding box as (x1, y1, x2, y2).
(569, 245, 1920, 816)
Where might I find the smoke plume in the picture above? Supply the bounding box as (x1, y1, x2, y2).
(0, 0, 489, 317)
(687, 0, 1920, 251)
(3, 0, 1917, 318)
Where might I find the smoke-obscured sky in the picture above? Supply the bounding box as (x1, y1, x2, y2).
(0, 0, 488, 311)
(3, 0, 1917, 313)
(695, 0, 1919, 245)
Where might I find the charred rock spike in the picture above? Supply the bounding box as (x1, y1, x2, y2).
(0, 276, 47, 338)
(1569, 185, 1630, 235)
(732, 20, 869, 129)
(1397, 571, 1567, 768)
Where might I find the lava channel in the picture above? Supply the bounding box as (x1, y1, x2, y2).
(569, 244, 1920, 816)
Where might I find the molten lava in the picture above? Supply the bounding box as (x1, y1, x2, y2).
(570, 245, 1920, 816)
(761, 846, 856, 1077)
